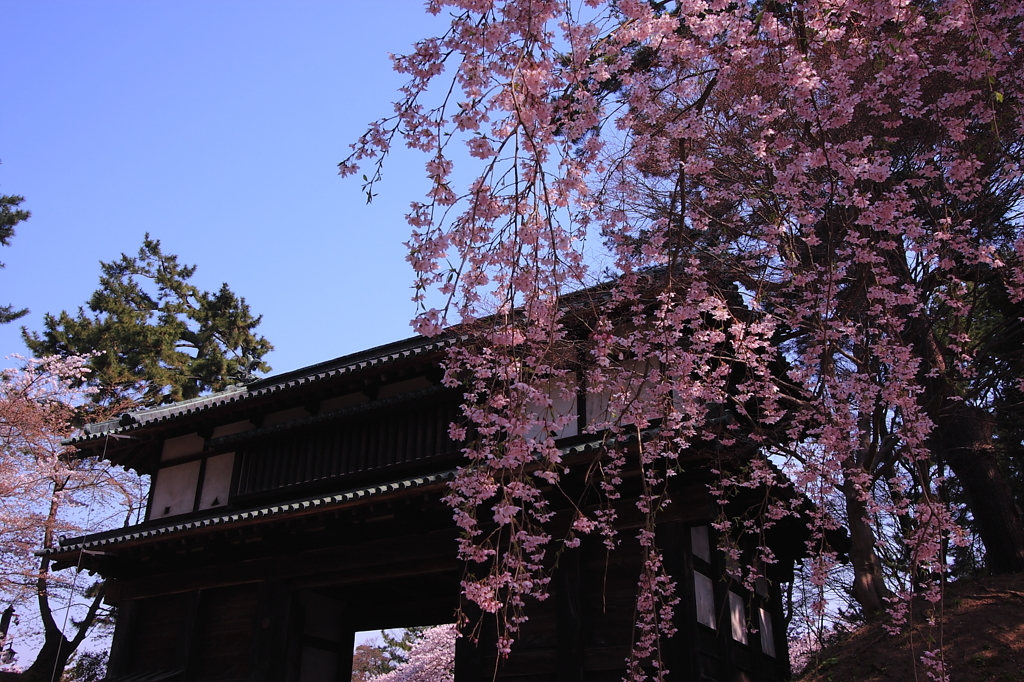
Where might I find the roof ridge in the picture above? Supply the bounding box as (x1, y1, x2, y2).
(70, 335, 461, 444)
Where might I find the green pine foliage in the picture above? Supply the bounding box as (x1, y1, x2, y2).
(22, 235, 272, 407)
(380, 627, 430, 667)
(60, 651, 106, 682)
(351, 628, 431, 682)
(0, 194, 30, 324)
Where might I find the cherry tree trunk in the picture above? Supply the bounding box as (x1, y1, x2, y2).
(937, 404, 1024, 574)
(842, 459, 891, 617)
(18, 635, 75, 682)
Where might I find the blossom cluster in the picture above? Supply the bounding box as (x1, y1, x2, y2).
(344, 0, 1024, 679)
(0, 355, 145, 666)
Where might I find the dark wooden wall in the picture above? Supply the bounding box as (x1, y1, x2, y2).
(233, 393, 462, 499)
(461, 518, 790, 682)
(105, 480, 792, 682)
(104, 515, 463, 682)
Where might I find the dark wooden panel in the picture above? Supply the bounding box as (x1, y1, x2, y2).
(484, 646, 558, 679)
(122, 593, 186, 674)
(582, 645, 633, 673)
(556, 547, 584, 682)
(249, 581, 289, 682)
(192, 583, 260, 682)
(581, 540, 644, 651)
(236, 395, 460, 496)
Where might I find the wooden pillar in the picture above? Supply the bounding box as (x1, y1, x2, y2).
(105, 598, 136, 680)
(250, 580, 289, 682)
(337, 607, 356, 682)
(681, 525, 708, 682)
(766, 585, 790, 682)
(657, 521, 688, 682)
(283, 591, 301, 682)
(556, 546, 584, 682)
(180, 590, 204, 682)
(454, 602, 483, 682)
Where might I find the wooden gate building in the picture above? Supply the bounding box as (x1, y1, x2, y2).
(50, 333, 812, 682)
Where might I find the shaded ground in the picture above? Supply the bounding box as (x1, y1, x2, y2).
(798, 574, 1024, 682)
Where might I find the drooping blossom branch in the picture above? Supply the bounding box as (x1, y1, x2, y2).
(343, 0, 1024, 679)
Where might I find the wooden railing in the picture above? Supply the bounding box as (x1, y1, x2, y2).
(233, 389, 462, 497)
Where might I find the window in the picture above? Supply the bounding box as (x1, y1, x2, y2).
(728, 592, 747, 644)
(758, 608, 776, 657)
(694, 571, 716, 630)
(149, 446, 236, 520)
(691, 525, 711, 563)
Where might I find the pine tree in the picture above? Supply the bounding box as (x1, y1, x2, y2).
(23, 235, 272, 407)
(379, 627, 430, 668)
(0, 194, 30, 324)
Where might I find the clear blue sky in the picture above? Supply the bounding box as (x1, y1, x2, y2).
(1, 1, 450, 376)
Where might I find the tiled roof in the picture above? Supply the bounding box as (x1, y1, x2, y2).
(70, 334, 460, 444)
(46, 470, 458, 557)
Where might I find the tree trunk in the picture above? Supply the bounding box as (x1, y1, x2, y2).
(842, 459, 891, 617)
(18, 635, 74, 682)
(18, 565, 106, 682)
(936, 403, 1024, 574)
(912, 324, 1024, 574)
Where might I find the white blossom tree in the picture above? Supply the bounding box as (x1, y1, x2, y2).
(0, 356, 144, 681)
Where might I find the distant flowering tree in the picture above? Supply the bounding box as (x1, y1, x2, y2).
(342, 0, 1024, 679)
(352, 627, 434, 682)
(0, 356, 144, 682)
(374, 625, 456, 682)
(351, 642, 392, 682)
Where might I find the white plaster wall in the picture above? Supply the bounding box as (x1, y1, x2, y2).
(526, 379, 579, 441)
(729, 592, 748, 644)
(691, 525, 711, 563)
(585, 388, 611, 427)
(198, 453, 235, 510)
(694, 571, 717, 630)
(759, 608, 776, 657)
(585, 358, 660, 428)
(149, 460, 201, 519)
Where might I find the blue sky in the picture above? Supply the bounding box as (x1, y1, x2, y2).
(1, 1, 450, 376)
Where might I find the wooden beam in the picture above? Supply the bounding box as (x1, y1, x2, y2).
(117, 528, 462, 600)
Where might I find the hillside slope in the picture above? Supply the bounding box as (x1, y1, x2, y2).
(798, 574, 1024, 682)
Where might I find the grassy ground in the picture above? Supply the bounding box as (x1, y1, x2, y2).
(798, 574, 1024, 682)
